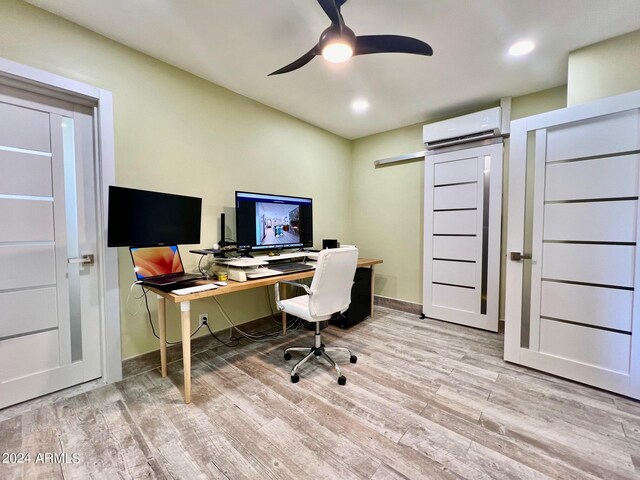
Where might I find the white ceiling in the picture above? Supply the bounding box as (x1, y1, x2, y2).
(26, 0, 640, 139)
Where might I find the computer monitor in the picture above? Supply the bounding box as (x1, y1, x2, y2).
(107, 186, 202, 247)
(235, 191, 313, 252)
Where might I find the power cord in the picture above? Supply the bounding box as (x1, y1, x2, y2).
(213, 295, 302, 342)
(140, 286, 238, 347)
(134, 281, 306, 347)
(142, 287, 202, 345)
(197, 255, 209, 278)
(204, 321, 239, 348)
(265, 284, 282, 324)
(126, 281, 146, 316)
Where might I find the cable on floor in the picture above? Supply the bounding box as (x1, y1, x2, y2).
(213, 295, 302, 342)
(141, 286, 238, 347)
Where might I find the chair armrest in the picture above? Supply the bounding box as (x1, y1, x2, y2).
(274, 281, 312, 311)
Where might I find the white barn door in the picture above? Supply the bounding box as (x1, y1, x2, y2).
(0, 85, 101, 408)
(423, 142, 503, 331)
(505, 90, 640, 399)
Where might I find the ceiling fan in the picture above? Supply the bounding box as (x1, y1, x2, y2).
(269, 0, 433, 76)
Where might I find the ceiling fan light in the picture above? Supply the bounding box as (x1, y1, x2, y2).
(322, 42, 353, 63)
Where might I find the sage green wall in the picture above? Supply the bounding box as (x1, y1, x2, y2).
(0, 0, 352, 359)
(1, 0, 629, 360)
(568, 29, 640, 106)
(350, 86, 567, 319)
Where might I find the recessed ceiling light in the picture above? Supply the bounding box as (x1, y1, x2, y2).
(509, 40, 535, 57)
(351, 99, 369, 114)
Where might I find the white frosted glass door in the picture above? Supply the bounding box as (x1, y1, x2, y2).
(0, 86, 101, 408)
(423, 142, 503, 331)
(505, 90, 640, 399)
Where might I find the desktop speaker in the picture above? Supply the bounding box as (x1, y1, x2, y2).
(322, 239, 339, 249)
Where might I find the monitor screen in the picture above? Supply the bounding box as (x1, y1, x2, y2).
(130, 245, 184, 280)
(236, 191, 313, 251)
(107, 186, 202, 247)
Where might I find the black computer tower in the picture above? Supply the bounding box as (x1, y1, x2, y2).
(330, 267, 372, 329)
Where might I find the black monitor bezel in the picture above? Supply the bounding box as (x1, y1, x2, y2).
(107, 185, 202, 248)
(235, 190, 313, 252)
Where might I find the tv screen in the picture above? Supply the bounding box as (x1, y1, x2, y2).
(107, 186, 202, 247)
(236, 191, 312, 251)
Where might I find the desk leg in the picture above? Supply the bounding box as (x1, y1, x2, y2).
(280, 283, 287, 336)
(180, 301, 192, 404)
(370, 266, 376, 319)
(157, 295, 167, 377)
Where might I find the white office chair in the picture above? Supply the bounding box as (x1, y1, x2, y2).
(275, 247, 359, 384)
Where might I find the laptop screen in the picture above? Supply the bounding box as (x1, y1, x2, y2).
(130, 246, 185, 280)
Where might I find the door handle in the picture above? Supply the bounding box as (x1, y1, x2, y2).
(510, 252, 532, 261)
(68, 254, 95, 266)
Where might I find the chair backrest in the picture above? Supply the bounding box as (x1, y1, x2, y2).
(308, 247, 359, 318)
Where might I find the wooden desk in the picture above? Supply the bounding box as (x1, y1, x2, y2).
(149, 257, 383, 403)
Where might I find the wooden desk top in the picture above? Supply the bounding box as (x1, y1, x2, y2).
(150, 257, 383, 304)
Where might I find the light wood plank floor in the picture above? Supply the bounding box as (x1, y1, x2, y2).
(1, 306, 639, 479)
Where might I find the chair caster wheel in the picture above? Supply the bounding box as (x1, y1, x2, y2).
(338, 375, 347, 385)
(350, 355, 358, 364)
(291, 374, 299, 383)
(284, 352, 292, 360)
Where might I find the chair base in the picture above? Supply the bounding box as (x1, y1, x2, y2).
(284, 323, 357, 384)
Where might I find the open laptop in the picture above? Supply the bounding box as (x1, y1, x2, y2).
(130, 245, 204, 287)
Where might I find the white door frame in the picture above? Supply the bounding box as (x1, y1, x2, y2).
(0, 57, 122, 384)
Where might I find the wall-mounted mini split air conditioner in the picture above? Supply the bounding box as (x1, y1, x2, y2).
(423, 107, 502, 150)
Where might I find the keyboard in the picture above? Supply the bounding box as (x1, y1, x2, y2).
(172, 284, 218, 295)
(245, 268, 283, 279)
(269, 262, 315, 273)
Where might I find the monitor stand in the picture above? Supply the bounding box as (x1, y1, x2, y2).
(237, 249, 253, 258)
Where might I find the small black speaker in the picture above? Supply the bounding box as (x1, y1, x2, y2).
(322, 239, 339, 249)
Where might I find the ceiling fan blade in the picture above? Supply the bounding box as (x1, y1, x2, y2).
(317, 0, 343, 25)
(268, 46, 319, 76)
(354, 35, 434, 56)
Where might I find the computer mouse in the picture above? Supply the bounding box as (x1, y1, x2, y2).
(214, 281, 228, 286)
